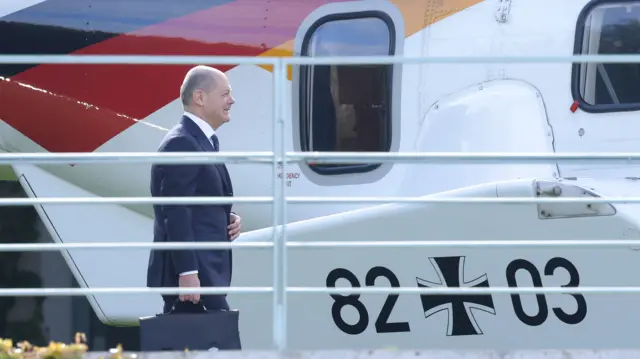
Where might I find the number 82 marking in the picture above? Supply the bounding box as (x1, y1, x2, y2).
(326, 266, 410, 335)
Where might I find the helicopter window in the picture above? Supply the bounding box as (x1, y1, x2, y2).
(573, 1, 640, 112)
(299, 13, 394, 175)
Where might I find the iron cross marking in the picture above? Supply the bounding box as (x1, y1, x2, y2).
(416, 256, 496, 336)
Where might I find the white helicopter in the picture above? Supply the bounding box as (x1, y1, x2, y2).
(1, 0, 640, 351)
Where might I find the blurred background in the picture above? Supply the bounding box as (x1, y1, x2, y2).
(0, 180, 139, 351)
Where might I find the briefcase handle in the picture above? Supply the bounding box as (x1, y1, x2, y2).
(169, 299, 208, 314)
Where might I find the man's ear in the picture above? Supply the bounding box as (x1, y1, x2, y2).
(192, 89, 204, 106)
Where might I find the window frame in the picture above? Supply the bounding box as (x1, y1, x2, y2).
(299, 11, 395, 176)
(571, 0, 640, 113)
(291, 0, 404, 185)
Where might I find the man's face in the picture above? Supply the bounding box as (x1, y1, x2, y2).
(201, 73, 235, 128)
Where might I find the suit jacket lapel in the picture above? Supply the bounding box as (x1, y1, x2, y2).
(219, 163, 233, 195)
(180, 116, 214, 152)
(181, 116, 233, 196)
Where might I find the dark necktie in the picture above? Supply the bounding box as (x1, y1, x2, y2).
(210, 133, 232, 195)
(210, 134, 219, 152)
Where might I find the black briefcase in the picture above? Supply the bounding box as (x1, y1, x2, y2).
(139, 300, 242, 351)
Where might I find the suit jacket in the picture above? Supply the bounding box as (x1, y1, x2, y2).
(147, 115, 234, 310)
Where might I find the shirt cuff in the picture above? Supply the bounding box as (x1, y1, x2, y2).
(179, 270, 198, 276)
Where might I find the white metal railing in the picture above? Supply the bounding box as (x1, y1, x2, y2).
(4, 238, 640, 251)
(0, 196, 639, 205)
(2, 54, 640, 351)
(7, 151, 640, 164)
(3, 54, 640, 65)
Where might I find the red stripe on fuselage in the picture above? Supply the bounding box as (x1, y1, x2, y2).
(1, 0, 340, 153)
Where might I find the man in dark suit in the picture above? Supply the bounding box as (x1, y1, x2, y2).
(147, 65, 241, 312)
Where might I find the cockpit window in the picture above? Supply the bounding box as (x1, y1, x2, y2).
(299, 12, 395, 175)
(573, 1, 640, 111)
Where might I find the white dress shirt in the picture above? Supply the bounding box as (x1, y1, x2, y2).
(184, 111, 215, 146)
(178, 112, 214, 277)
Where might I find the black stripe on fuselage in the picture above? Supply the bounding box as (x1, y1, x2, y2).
(0, 0, 237, 78)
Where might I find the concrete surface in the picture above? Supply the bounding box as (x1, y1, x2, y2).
(82, 350, 640, 359)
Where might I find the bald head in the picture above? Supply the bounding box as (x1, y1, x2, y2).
(180, 65, 225, 107)
(179, 65, 235, 129)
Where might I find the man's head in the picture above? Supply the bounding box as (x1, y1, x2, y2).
(180, 65, 235, 130)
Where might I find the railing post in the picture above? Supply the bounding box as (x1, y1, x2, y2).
(271, 58, 287, 351)
(278, 58, 289, 351)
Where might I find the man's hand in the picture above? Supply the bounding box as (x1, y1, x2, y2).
(228, 213, 242, 240)
(178, 273, 200, 303)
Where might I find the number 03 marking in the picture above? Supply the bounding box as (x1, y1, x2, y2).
(505, 257, 587, 326)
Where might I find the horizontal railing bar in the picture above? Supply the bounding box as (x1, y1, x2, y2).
(0, 152, 275, 165)
(287, 152, 640, 164)
(286, 239, 640, 248)
(289, 287, 640, 295)
(2, 196, 640, 205)
(284, 54, 640, 65)
(287, 197, 640, 204)
(3, 54, 640, 66)
(2, 286, 640, 296)
(0, 197, 273, 205)
(0, 242, 273, 251)
(0, 287, 273, 296)
(0, 55, 279, 65)
(8, 152, 640, 165)
(3, 239, 640, 251)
